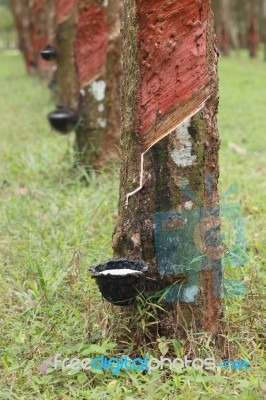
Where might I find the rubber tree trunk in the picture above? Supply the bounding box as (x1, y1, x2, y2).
(74, 0, 121, 169)
(218, 0, 231, 55)
(235, 0, 247, 49)
(113, 0, 222, 340)
(29, 0, 56, 79)
(9, 0, 35, 73)
(215, 0, 239, 55)
(247, 0, 259, 58)
(54, 0, 121, 169)
(263, 0, 266, 61)
(55, 0, 79, 110)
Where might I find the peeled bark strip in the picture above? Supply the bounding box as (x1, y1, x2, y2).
(135, 0, 210, 151)
(74, 0, 121, 168)
(113, 0, 222, 340)
(75, 2, 109, 89)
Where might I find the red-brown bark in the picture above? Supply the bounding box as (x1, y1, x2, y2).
(54, 0, 121, 168)
(9, 0, 35, 73)
(135, 0, 209, 149)
(74, 3, 109, 89)
(218, 0, 230, 55)
(263, 0, 266, 60)
(113, 0, 222, 342)
(29, 0, 55, 75)
(10, 0, 55, 76)
(55, 0, 76, 23)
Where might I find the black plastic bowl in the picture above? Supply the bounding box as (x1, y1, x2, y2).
(47, 107, 79, 134)
(91, 259, 149, 306)
(40, 44, 57, 61)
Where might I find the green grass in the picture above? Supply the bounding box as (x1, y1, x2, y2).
(0, 50, 265, 399)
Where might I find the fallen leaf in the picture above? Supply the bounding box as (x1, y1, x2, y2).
(17, 185, 28, 196)
(228, 142, 246, 155)
(39, 356, 55, 376)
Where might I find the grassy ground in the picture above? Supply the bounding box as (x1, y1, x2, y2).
(0, 50, 265, 399)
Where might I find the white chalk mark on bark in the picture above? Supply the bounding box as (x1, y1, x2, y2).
(184, 201, 193, 209)
(97, 117, 107, 128)
(98, 103, 104, 112)
(170, 117, 197, 167)
(91, 80, 106, 101)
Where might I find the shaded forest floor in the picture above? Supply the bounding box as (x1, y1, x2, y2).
(0, 50, 265, 399)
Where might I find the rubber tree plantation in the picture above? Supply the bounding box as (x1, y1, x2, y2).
(29, 0, 55, 78)
(107, 0, 223, 342)
(11, 0, 224, 343)
(10, 0, 55, 77)
(54, 0, 122, 169)
(216, 0, 233, 56)
(9, 0, 35, 72)
(247, 0, 260, 58)
(264, 0, 266, 60)
(10, 0, 122, 170)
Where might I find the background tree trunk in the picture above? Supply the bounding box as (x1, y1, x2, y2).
(10, 0, 56, 77)
(54, 0, 121, 169)
(113, 0, 222, 342)
(9, 0, 35, 73)
(44, 0, 56, 83)
(74, 0, 121, 169)
(264, 0, 266, 60)
(234, 0, 247, 49)
(218, 0, 231, 55)
(55, 0, 79, 109)
(247, 0, 259, 58)
(29, 0, 56, 79)
(214, 0, 239, 55)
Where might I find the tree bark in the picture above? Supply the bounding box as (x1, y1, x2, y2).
(9, 0, 35, 73)
(113, 0, 222, 342)
(218, 0, 231, 55)
(54, 0, 121, 168)
(10, 0, 56, 77)
(263, 0, 266, 61)
(235, 0, 247, 49)
(74, 0, 121, 169)
(214, 0, 239, 55)
(247, 0, 259, 58)
(55, 0, 79, 109)
(29, 0, 56, 79)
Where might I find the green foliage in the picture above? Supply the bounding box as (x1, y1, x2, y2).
(0, 51, 265, 399)
(0, 4, 14, 31)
